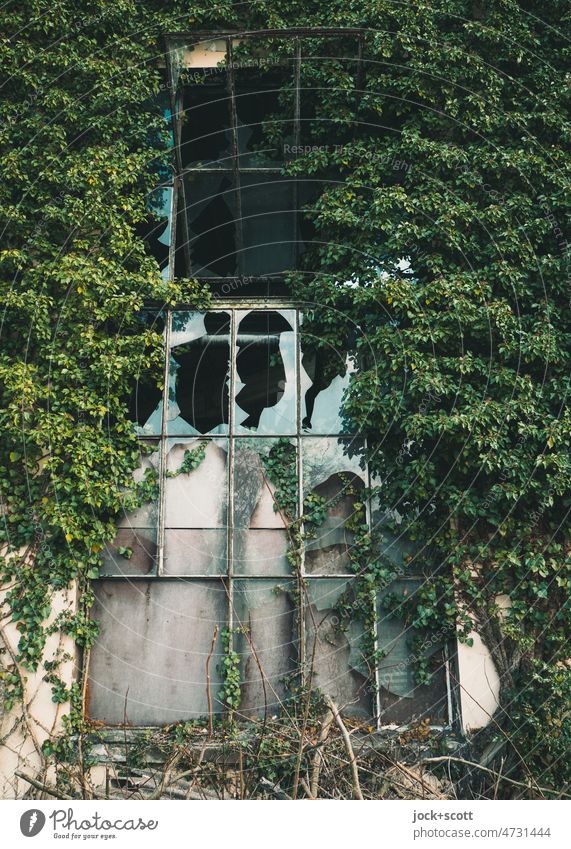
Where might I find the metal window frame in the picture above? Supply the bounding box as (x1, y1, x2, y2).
(93, 30, 458, 731)
(164, 29, 365, 282)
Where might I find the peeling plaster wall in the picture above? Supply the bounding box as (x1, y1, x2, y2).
(0, 585, 78, 799)
(457, 631, 500, 732)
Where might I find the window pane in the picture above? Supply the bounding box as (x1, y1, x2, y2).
(180, 84, 233, 168)
(184, 171, 237, 277)
(234, 310, 296, 434)
(305, 579, 373, 718)
(164, 529, 227, 576)
(164, 438, 228, 528)
(127, 312, 165, 436)
(168, 311, 231, 435)
(234, 69, 290, 167)
(238, 174, 297, 275)
(101, 528, 158, 577)
(300, 318, 355, 434)
(233, 579, 297, 716)
(102, 442, 160, 576)
(302, 437, 366, 493)
(377, 579, 449, 725)
(304, 471, 365, 576)
(88, 580, 227, 725)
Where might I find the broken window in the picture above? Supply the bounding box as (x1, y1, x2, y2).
(91, 307, 453, 728)
(89, 30, 454, 730)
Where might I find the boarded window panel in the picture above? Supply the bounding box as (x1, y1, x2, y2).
(233, 580, 297, 717)
(164, 528, 227, 576)
(305, 579, 373, 718)
(377, 581, 449, 725)
(164, 439, 228, 528)
(168, 311, 231, 435)
(234, 311, 297, 435)
(88, 580, 227, 725)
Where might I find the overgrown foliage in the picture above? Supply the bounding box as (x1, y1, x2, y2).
(1, 0, 570, 799)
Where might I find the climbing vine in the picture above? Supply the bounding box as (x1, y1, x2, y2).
(0, 0, 570, 799)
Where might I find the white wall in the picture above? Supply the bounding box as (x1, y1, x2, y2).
(0, 584, 78, 799)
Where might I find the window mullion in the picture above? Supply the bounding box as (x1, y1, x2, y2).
(292, 38, 302, 266)
(227, 308, 237, 654)
(295, 308, 306, 687)
(157, 310, 172, 577)
(226, 38, 243, 276)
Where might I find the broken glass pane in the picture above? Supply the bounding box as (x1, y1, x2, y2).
(300, 318, 355, 434)
(304, 471, 366, 575)
(232, 579, 297, 716)
(302, 437, 366, 495)
(305, 579, 373, 717)
(88, 580, 227, 724)
(167, 311, 231, 435)
(164, 438, 228, 528)
(232, 439, 295, 576)
(377, 579, 449, 725)
(184, 171, 237, 277)
(127, 313, 165, 436)
(234, 310, 296, 434)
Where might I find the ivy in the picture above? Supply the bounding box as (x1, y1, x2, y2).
(1, 0, 569, 798)
(218, 628, 242, 711)
(166, 440, 207, 478)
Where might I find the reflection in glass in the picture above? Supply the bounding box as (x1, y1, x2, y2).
(185, 172, 237, 276)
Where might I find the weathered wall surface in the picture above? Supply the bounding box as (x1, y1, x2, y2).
(457, 631, 501, 732)
(0, 586, 77, 799)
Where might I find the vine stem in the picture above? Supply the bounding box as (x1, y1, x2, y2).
(324, 696, 364, 800)
(206, 624, 219, 737)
